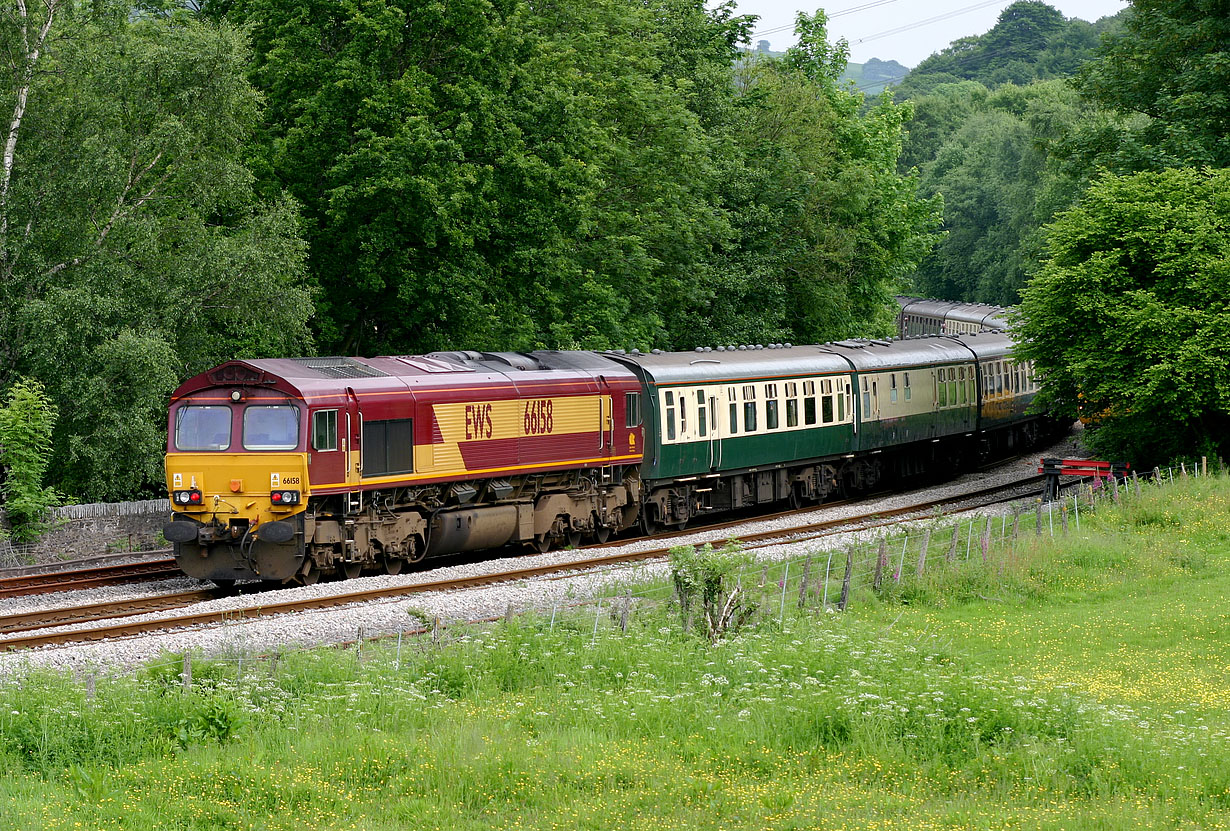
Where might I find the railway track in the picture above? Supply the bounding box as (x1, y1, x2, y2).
(0, 557, 180, 600)
(0, 474, 1045, 652)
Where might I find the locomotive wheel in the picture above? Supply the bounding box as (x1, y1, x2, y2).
(640, 512, 657, 537)
(299, 565, 320, 586)
(567, 529, 582, 549)
(533, 533, 553, 554)
(341, 561, 362, 580)
(594, 525, 611, 544)
(383, 556, 404, 576)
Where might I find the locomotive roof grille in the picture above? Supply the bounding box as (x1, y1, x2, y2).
(288, 357, 389, 379)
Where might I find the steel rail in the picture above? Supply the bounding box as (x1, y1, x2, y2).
(0, 559, 180, 600)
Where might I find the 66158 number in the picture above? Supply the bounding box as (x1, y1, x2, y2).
(524, 399, 554, 435)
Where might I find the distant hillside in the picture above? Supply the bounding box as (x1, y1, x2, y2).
(892, 0, 1125, 98)
(743, 41, 908, 98)
(840, 58, 910, 96)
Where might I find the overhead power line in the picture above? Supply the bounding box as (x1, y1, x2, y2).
(852, 0, 1010, 45)
(751, 0, 1012, 53)
(749, 0, 907, 39)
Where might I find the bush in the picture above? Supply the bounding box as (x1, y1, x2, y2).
(669, 542, 756, 641)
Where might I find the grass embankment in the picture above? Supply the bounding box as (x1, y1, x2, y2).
(1, 477, 1227, 829)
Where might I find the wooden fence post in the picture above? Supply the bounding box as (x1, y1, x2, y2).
(979, 518, 991, 562)
(182, 653, 192, 692)
(947, 524, 960, 561)
(797, 555, 812, 608)
(838, 547, 853, 611)
(872, 540, 887, 592)
(1035, 501, 1043, 536)
(915, 529, 932, 577)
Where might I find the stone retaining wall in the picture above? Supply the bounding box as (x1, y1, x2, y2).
(0, 500, 171, 566)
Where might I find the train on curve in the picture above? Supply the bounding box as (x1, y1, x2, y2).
(163, 301, 1061, 586)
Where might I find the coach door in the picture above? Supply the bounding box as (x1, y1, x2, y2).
(708, 393, 720, 471)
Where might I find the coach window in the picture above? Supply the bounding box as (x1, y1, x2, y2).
(175, 405, 231, 451)
(889, 374, 898, 405)
(803, 380, 817, 425)
(696, 390, 708, 438)
(243, 405, 300, 451)
(727, 387, 739, 435)
(786, 382, 799, 428)
(947, 369, 958, 406)
(840, 382, 848, 421)
(996, 363, 1004, 396)
(904, 372, 911, 402)
(312, 410, 338, 451)
(625, 393, 641, 427)
(742, 385, 758, 432)
(821, 380, 835, 424)
(765, 383, 779, 430)
(957, 367, 967, 405)
(664, 391, 676, 441)
(677, 391, 688, 437)
(937, 370, 948, 407)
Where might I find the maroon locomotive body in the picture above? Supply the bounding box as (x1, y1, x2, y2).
(165, 352, 645, 585)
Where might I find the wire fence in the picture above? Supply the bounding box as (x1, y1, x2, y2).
(2, 458, 1221, 692)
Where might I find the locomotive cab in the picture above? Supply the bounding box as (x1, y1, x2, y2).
(164, 367, 311, 584)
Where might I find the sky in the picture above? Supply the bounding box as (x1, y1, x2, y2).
(733, 0, 1130, 67)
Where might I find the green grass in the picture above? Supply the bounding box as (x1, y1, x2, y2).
(1, 475, 1227, 829)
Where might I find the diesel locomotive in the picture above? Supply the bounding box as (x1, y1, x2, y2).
(164, 303, 1060, 585)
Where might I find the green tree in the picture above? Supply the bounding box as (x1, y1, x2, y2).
(1015, 167, 1230, 466)
(0, 6, 313, 500)
(1073, 0, 1230, 169)
(674, 10, 941, 345)
(907, 80, 1090, 305)
(0, 379, 59, 541)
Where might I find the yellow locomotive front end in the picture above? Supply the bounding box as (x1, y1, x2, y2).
(164, 391, 310, 585)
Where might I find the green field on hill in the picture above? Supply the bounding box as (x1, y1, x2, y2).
(1, 475, 1227, 829)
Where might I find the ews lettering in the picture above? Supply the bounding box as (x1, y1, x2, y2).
(465, 403, 494, 440)
(523, 399, 554, 435)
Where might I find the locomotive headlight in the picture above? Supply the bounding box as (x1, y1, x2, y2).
(270, 490, 299, 507)
(173, 489, 204, 506)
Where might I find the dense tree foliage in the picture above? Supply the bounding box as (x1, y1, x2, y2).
(1072, 0, 1230, 170)
(904, 80, 1097, 305)
(226, 0, 938, 354)
(0, 3, 312, 500)
(1015, 168, 1230, 466)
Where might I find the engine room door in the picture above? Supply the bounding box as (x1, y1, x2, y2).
(344, 387, 361, 488)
